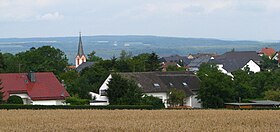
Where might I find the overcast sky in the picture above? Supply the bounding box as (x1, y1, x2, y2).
(0, 0, 280, 40)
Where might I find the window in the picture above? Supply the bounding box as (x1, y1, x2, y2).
(182, 82, 188, 86)
(169, 83, 174, 87)
(153, 83, 160, 87)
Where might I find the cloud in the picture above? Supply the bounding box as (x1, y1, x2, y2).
(0, 0, 59, 21)
(37, 12, 64, 21)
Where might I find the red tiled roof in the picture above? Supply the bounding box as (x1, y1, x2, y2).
(0, 72, 70, 101)
(260, 47, 276, 57)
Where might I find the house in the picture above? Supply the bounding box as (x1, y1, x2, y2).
(76, 62, 95, 73)
(188, 56, 213, 72)
(0, 72, 70, 105)
(225, 100, 280, 109)
(211, 51, 262, 76)
(160, 55, 192, 67)
(258, 47, 276, 59)
(271, 51, 280, 67)
(161, 62, 182, 72)
(90, 72, 202, 108)
(187, 53, 217, 60)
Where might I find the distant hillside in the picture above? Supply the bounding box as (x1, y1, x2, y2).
(0, 35, 279, 64)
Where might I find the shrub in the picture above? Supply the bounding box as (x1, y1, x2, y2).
(0, 105, 156, 110)
(65, 97, 89, 105)
(7, 96, 23, 104)
(141, 95, 165, 109)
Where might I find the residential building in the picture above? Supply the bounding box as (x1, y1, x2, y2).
(76, 62, 95, 73)
(90, 72, 202, 108)
(160, 54, 192, 67)
(211, 51, 262, 76)
(258, 47, 276, 59)
(188, 56, 213, 72)
(0, 72, 70, 105)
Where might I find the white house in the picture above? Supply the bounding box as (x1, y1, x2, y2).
(90, 72, 202, 108)
(211, 51, 262, 76)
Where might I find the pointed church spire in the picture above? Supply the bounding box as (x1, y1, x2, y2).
(77, 32, 85, 57)
(75, 32, 87, 68)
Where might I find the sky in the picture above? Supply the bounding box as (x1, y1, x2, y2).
(0, 0, 280, 40)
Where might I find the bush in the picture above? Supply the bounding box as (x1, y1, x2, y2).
(65, 97, 89, 105)
(264, 90, 280, 101)
(7, 96, 23, 104)
(141, 95, 165, 109)
(0, 105, 156, 110)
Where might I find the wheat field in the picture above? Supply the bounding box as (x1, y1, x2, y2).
(0, 110, 279, 131)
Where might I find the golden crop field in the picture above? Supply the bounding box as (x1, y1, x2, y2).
(0, 110, 279, 131)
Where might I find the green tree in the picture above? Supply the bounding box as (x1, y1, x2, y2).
(260, 55, 277, 70)
(119, 50, 132, 60)
(65, 64, 109, 99)
(141, 95, 165, 109)
(16, 46, 68, 75)
(131, 53, 150, 72)
(107, 74, 143, 105)
(0, 52, 6, 73)
(264, 90, 280, 101)
(168, 88, 186, 107)
(2, 53, 21, 73)
(197, 63, 235, 108)
(146, 52, 161, 71)
(232, 70, 256, 100)
(87, 51, 103, 62)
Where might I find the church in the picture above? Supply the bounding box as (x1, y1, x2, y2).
(74, 33, 95, 72)
(75, 32, 87, 68)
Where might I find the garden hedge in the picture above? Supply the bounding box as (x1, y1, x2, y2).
(0, 105, 159, 110)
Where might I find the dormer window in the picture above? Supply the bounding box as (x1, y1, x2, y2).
(153, 83, 160, 87)
(169, 83, 174, 87)
(182, 82, 188, 86)
(137, 83, 142, 88)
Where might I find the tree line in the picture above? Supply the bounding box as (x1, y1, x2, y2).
(197, 62, 280, 108)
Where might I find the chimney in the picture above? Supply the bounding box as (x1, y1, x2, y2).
(27, 72, 36, 82)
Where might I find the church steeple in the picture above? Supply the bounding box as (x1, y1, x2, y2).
(77, 32, 85, 57)
(75, 32, 86, 68)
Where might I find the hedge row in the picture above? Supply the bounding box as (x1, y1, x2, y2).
(0, 105, 158, 110)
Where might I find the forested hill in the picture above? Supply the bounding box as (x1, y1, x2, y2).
(0, 35, 279, 64)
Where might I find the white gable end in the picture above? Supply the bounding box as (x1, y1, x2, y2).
(242, 60, 260, 73)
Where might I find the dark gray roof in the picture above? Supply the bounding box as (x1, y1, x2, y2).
(161, 55, 192, 66)
(188, 56, 211, 68)
(76, 62, 94, 72)
(225, 100, 280, 106)
(211, 51, 261, 73)
(77, 32, 85, 57)
(250, 100, 280, 104)
(118, 72, 200, 96)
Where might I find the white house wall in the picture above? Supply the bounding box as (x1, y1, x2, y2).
(217, 64, 233, 77)
(32, 100, 66, 105)
(190, 95, 202, 108)
(242, 60, 260, 73)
